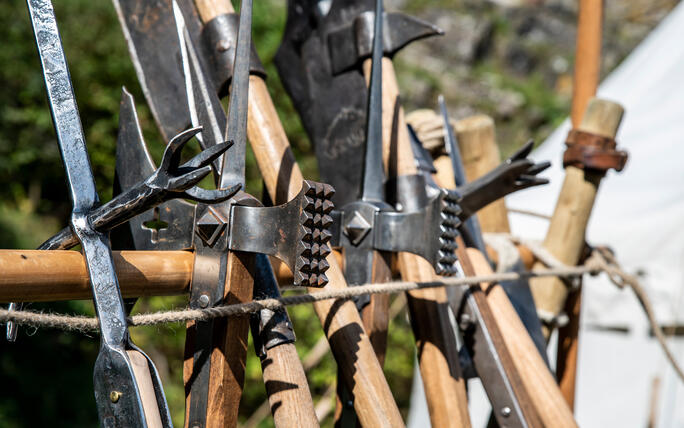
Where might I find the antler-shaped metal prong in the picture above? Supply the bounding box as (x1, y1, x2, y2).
(457, 140, 550, 219)
(149, 126, 241, 203)
(38, 127, 240, 251)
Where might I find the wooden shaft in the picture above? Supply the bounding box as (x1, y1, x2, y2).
(184, 252, 256, 428)
(556, 284, 582, 409)
(529, 99, 623, 320)
(433, 152, 576, 427)
(466, 249, 578, 428)
(244, 59, 404, 428)
(335, 251, 392, 426)
(400, 254, 471, 427)
(259, 343, 319, 427)
(190, 2, 341, 425)
(559, 0, 603, 408)
(572, 0, 602, 128)
(0, 250, 191, 302)
(127, 350, 164, 428)
(375, 57, 470, 427)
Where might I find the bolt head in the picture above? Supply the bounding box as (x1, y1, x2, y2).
(198, 294, 211, 308)
(109, 391, 122, 403)
(501, 406, 511, 417)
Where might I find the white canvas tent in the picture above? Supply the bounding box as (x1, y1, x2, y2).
(409, 2, 684, 426)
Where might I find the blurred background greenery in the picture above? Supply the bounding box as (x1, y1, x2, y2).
(0, 0, 676, 426)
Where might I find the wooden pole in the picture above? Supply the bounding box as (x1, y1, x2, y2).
(0, 249, 192, 301)
(432, 148, 577, 428)
(555, 0, 604, 408)
(187, 3, 314, 427)
(209, 1, 402, 421)
(370, 57, 471, 427)
(529, 99, 623, 322)
(258, 344, 319, 427)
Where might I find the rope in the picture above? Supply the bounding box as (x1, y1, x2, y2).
(0, 264, 598, 333)
(3, 244, 683, 384)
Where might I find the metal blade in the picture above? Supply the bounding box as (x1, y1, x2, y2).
(27, 0, 171, 424)
(360, 0, 385, 202)
(221, 0, 253, 189)
(439, 95, 467, 187)
(112, 0, 191, 141)
(438, 95, 488, 254)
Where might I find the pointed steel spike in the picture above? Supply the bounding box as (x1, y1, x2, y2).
(172, 0, 226, 182)
(159, 126, 204, 172)
(526, 160, 551, 175)
(115, 88, 156, 191)
(360, 0, 385, 202)
(323, 183, 335, 198)
(319, 245, 332, 258)
(220, 0, 253, 189)
(321, 214, 334, 229)
(509, 139, 535, 161)
(439, 95, 467, 187)
(183, 184, 241, 203)
(322, 200, 335, 214)
(182, 140, 234, 169)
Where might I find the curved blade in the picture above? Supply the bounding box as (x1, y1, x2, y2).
(115, 87, 156, 191)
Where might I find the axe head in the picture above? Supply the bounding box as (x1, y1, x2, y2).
(275, 0, 441, 206)
(328, 11, 443, 75)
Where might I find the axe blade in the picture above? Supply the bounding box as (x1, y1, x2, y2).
(328, 11, 444, 75)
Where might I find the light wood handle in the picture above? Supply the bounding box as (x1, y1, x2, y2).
(572, 0, 602, 128)
(560, 0, 605, 406)
(374, 57, 470, 427)
(466, 249, 578, 428)
(529, 98, 623, 319)
(450, 114, 511, 232)
(432, 142, 576, 427)
(243, 44, 404, 428)
(127, 350, 164, 428)
(0, 250, 191, 302)
(260, 343, 319, 427)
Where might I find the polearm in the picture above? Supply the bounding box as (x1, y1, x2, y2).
(555, 0, 603, 408)
(528, 0, 628, 410)
(24, 0, 172, 424)
(113, 0, 404, 425)
(113, 1, 329, 425)
(431, 105, 577, 427)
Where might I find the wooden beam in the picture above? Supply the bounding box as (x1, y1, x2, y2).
(0, 250, 192, 302)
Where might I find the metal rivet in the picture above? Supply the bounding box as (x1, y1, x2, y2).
(109, 391, 122, 403)
(501, 407, 511, 417)
(218, 40, 231, 52)
(346, 400, 354, 408)
(459, 313, 474, 331)
(198, 294, 210, 308)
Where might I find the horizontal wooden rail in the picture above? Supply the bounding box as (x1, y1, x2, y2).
(0, 243, 536, 302)
(0, 250, 192, 302)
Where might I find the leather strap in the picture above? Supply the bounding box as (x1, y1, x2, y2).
(563, 129, 628, 172)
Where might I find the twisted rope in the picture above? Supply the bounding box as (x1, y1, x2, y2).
(3, 244, 682, 384)
(0, 263, 599, 333)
